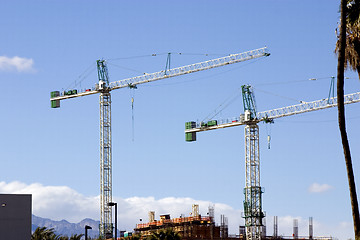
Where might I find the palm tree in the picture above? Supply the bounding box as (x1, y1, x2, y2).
(336, 0, 360, 79)
(148, 228, 180, 240)
(123, 234, 141, 240)
(32, 226, 85, 240)
(337, 0, 360, 240)
(55, 236, 68, 240)
(148, 231, 163, 240)
(32, 226, 58, 240)
(69, 234, 84, 240)
(162, 228, 180, 240)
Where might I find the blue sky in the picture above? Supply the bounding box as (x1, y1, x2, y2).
(1, 1, 360, 239)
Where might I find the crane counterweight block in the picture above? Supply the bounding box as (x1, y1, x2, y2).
(185, 121, 197, 142)
(50, 91, 60, 108)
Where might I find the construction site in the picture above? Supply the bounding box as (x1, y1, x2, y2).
(130, 204, 333, 240)
(50, 47, 360, 240)
(134, 205, 223, 240)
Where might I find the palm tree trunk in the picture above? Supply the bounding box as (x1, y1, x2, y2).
(337, 1, 360, 239)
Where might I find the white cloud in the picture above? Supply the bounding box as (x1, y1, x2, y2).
(0, 181, 353, 239)
(0, 181, 98, 222)
(0, 56, 35, 73)
(0, 181, 243, 232)
(308, 183, 334, 193)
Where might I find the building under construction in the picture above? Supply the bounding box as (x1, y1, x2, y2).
(131, 204, 334, 240)
(133, 204, 235, 240)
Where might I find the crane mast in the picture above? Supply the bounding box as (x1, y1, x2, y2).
(244, 123, 263, 240)
(50, 48, 270, 238)
(99, 91, 112, 237)
(242, 86, 264, 240)
(97, 60, 113, 237)
(185, 86, 360, 240)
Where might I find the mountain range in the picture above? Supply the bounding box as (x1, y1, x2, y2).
(32, 215, 100, 238)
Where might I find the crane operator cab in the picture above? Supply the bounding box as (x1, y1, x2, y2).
(244, 110, 252, 121)
(97, 80, 106, 90)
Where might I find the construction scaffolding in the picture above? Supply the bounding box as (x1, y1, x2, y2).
(135, 214, 220, 239)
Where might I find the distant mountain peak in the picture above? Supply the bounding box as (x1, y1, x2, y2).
(32, 215, 100, 238)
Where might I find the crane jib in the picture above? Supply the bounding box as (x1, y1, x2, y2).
(185, 91, 360, 135)
(50, 47, 269, 106)
(109, 47, 269, 90)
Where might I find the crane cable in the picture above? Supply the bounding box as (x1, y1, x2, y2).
(130, 87, 136, 141)
(131, 84, 139, 142)
(201, 88, 243, 123)
(252, 87, 304, 104)
(64, 62, 95, 91)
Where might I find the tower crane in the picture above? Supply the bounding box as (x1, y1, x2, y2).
(49, 47, 270, 238)
(185, 85, 360, 240)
